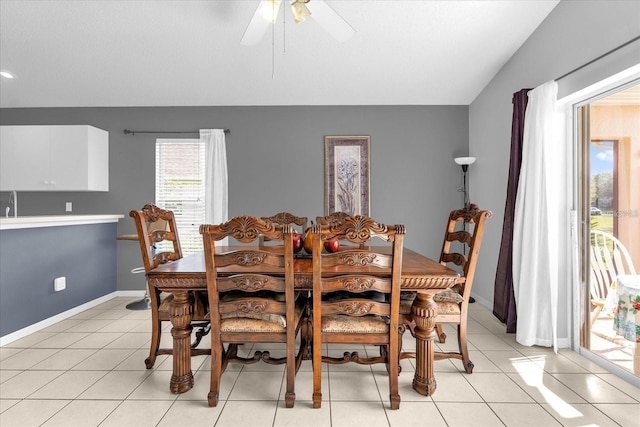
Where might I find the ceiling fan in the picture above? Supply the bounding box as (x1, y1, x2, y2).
(240, 0, 355, 46)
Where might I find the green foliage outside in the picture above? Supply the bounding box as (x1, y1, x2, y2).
(590, 215, 613, 234)
(590, 170, 614, 235)
(590, 172, 613, 209)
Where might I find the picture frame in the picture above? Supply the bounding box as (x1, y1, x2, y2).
(325, 136, 370, 216)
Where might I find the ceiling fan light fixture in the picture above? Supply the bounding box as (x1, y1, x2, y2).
(291, 0, 311, 23)
(258, 0, 282, 24)
(241, 0, 355, 46)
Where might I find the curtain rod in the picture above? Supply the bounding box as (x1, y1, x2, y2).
(123, 129, 230, 136)
(555, 36, 640, 82)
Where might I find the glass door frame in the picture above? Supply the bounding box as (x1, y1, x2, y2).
(571, 77, 640, 387)
(577, 104, 591, 350)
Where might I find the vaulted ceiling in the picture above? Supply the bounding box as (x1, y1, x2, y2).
(0, 0, 559, 108)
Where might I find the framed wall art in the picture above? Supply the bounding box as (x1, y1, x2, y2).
(324, 135, 370, 216)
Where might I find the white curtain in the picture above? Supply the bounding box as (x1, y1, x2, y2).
(512, 81, 568, 352)
(200, 129, 228, 229)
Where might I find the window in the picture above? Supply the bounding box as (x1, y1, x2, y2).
(155, 139, 205, 255)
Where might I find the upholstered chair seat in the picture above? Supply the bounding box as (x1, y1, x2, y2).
(218, 298, 307, 333)
(320, 314, 390, 334)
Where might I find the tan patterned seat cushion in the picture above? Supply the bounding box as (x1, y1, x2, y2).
(218, 291, 303, 328)
(434, 300, 461, 315)
(158, 293, 174, 313)
(433, 290, 464, 304)
(221, 317, 286, 333)
(220, 299, 305, 333)
(399, 290, 463, 316)
(321, 314, 389, 334)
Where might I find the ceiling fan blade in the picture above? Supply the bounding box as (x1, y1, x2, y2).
(240, 1, 274, 46)
(308, 0, 355, 43)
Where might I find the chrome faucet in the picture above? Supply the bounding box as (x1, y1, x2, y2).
(7, 190, 17, 218)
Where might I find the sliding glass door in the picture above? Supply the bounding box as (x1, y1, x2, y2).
(579, 82, 639, 378)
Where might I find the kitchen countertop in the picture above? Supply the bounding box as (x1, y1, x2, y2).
(0, 214, 124, 230)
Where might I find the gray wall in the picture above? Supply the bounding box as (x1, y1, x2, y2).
(0, 105, 469, 291)
(469, 0, 640, 321)
(0, 222, 117, 336)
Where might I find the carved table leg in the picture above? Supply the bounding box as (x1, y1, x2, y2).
(411, 291, 438, 396)
(169, 290, 194, 393)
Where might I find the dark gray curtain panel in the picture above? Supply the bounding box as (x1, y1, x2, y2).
(493, 88, 531, 333)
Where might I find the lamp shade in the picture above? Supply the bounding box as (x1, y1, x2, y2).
(454, 156, 476, 166)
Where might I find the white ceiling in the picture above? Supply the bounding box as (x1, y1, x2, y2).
(0, 0, 559, 108)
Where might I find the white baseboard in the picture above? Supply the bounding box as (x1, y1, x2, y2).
(116, 290, 147, 297)
(470, 292, 491, 309)
(0, 290, 146, 346)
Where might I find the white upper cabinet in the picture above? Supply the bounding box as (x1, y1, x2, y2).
(0, 125, 109, 191)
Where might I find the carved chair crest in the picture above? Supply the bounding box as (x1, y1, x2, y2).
(314, 215, 405, 244)
(200, 216, 292, 242)
(261, 212, 307, 228)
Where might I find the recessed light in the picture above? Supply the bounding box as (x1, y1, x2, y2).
(0, 71, 16, 79)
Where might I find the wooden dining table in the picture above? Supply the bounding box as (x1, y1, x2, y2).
(146, 246, 459, 397)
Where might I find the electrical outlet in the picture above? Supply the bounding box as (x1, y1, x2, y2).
(54, 276, 66, 292)
(65, 202, 72, 212)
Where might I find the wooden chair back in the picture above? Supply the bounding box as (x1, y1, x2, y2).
(417, 204, 492, 373)
(129, 204, 209, 370)
(311, 215, 405, 410)
(200, 215, 307, 408)
(316, 211, 367, 248)
(129, 204, 182, 272)
(259, 212, 308, 245)
(315, 211, 351, 227)
(438, 204, 492, 305)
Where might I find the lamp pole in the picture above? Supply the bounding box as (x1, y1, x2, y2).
(454, 157, 476, 207)
(454, 156, 476, 303)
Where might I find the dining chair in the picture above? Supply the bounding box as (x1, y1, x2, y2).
(200, 216, 309, 408)
(311, 215, 405, 410)
(590, 229, 636, 325)
(129, 204, 210, 369)
(259, 212, 308, 246)
(315, 211, 351, 227)
(316, 212, 365, 249)
(400, 204, 491, 374)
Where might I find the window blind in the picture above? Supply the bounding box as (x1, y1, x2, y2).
(155, 139, 205, 255)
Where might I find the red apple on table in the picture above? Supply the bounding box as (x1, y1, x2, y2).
(324, 237, 340, 253)
(292, 233, 303, 253)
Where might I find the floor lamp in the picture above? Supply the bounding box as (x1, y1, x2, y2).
(454, 156, 476, 302)
(454, 156, 476, 207)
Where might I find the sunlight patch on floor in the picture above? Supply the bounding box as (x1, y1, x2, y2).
(512, 355, 585, 419)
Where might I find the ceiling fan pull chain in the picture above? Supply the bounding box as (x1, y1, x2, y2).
(272, 12, 276, 79)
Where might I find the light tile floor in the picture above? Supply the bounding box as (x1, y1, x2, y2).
(1, 297, 639, 427)
(591, 315, 636, 374)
